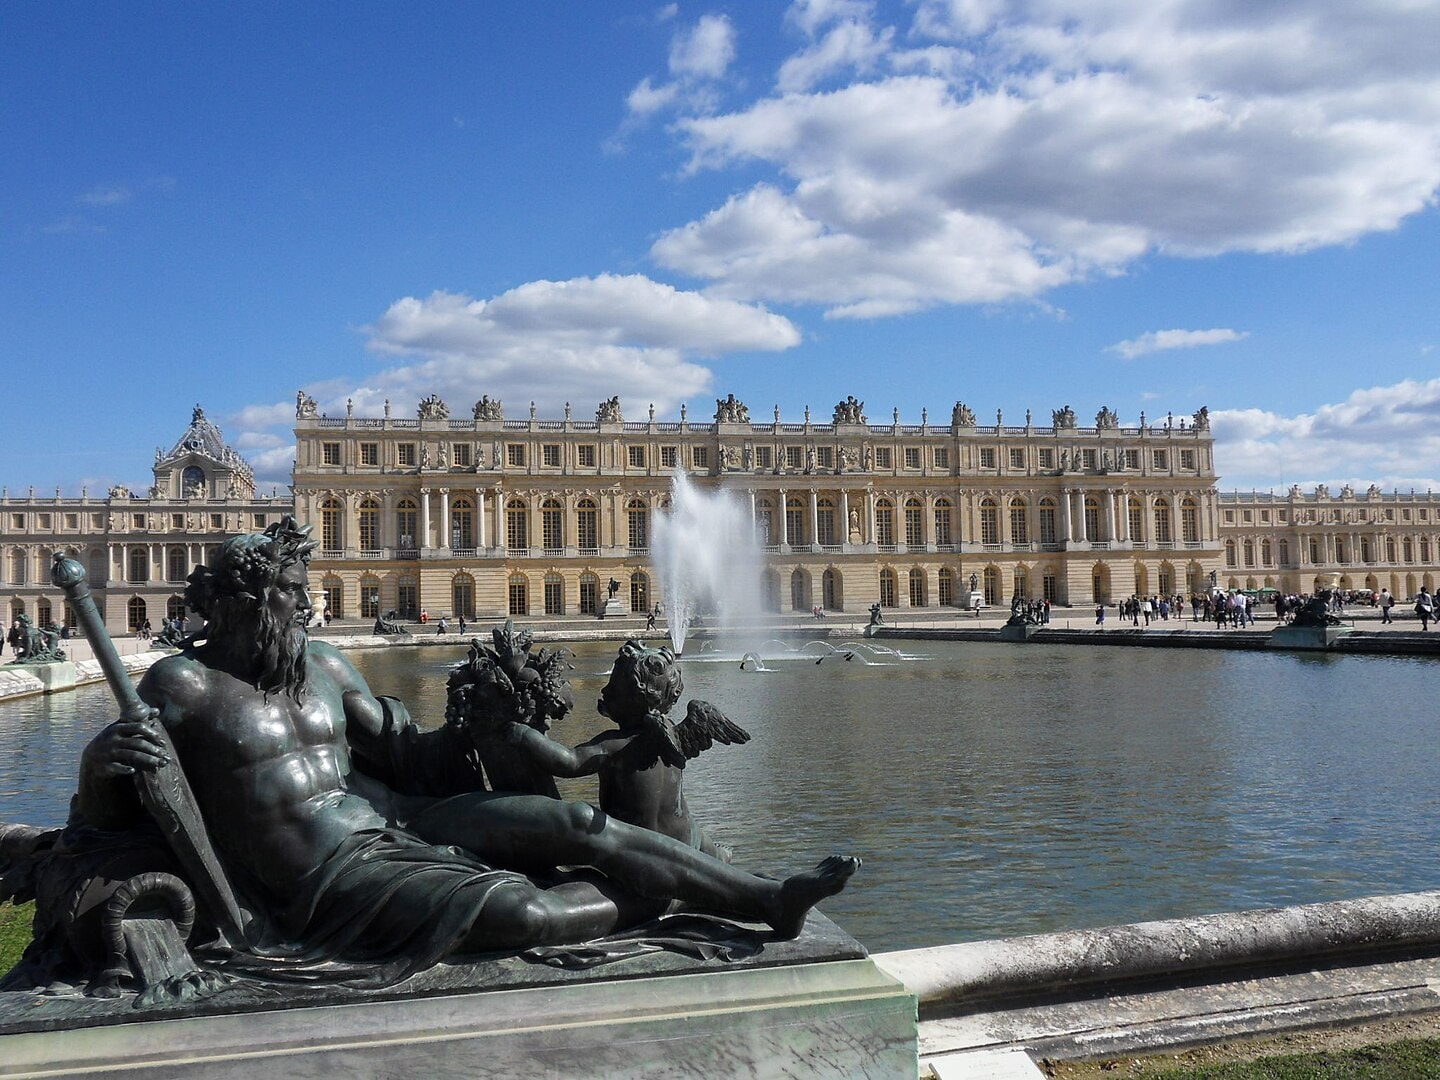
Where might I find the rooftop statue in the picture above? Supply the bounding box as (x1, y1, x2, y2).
(951, 402, 976, 427)
(296, 391, 319, 419)
(1, 523, 856, 1004)
(472, 395, 504, 421)
(714, 394, 749, 424)
(1052, 405, 1078, 429)
(832, 396, 866, 425)
(596, 396, 624, 424)
(1192, 405, 1210, 430)
(417, 394, 450, 420)
(1095, 406, 1119, 429)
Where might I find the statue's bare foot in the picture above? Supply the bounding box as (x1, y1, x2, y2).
(772, 855, 860, 939)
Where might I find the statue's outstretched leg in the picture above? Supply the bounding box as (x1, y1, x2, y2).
(410, 794, 858, 939)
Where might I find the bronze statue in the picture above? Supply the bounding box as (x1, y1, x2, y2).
(2, 519, 856, 1001)
(371, 609, 410, 636)
(7, 614, 65, 664)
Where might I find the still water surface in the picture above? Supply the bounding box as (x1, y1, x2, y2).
(4, 640, 1436, 952)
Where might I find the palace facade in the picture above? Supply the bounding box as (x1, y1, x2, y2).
(1218, 485, 1440, 598)
(0, 408, 291, 635)
(291, 393, 1224, 621)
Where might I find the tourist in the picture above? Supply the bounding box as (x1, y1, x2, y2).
(1095, 603, 1105, 625)
(1141, 596, 1152, 626)
(436, 616, 448, 635)
(1380, 588, 1394, 624)
(458, 615, 467, 635)
(1416, 587, 1434, 630)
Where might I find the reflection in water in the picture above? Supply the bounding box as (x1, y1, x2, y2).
(3, 642, 1437, 952)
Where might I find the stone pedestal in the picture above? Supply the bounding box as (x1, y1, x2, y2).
(966, 591, 986, 611)
(599, 597, 627, 619)
(1269, 625, 1352, 651)
(0, 915, 916, 1080)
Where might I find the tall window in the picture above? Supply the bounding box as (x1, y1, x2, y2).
(359, 577, 380, 619)
(322, 577, 343, 619)
(1128, 499, 1144, 542)
(1262, 539, 1272, 566)
(1014, 568, 1028, 600)
(790, 569, 807, 611)
(627, 500, 649, 550)
(129, 547, 149, 583)
(630, 572, 650, 612)
(875, 500, 894, 546)
(816, 498, 836, 546)
(167, 546, 186, 583)
(453, 575, 475, 619)
(908, 568, 926, 607)
(1152, 498, 1172, 543)
(785, 498, 805, 547)
(396, 501, 417, 549)
(983, 566, 1000, 605)
(541, 499, 564, 551)
(904, 500, 923, 547)
(1225, 539, 1236, 566)
(544, 573, 564, 615)
(822, 568, 839, 610)
(1243, 540, 1255, 566)
(1009, 499, 1028, 544)
(979, 499, 999, 545)
(576, 500, 598, 551)
(755, 503, 773, 546)
(579, 573, 598, 615)
(359, 499, 380, 550)
(1083, 498, 1100, 542)
(934, 500, 952, 546)
(938, 567, 953, 606)
(1181, 499, 1199, 543)
(397, 576, 417, 618)
(878, 568, 897, 607)
(506, 500, 528, 551)
(1038, 500, 1057, 544)
(508, 575, 528, 616)
(321, 499, 343, 551)
(1278, 539, 1290, 565)
(450, 499, 474, 550)
(127, 597, 148, 632)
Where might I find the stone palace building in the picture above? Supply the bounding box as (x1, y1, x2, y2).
(5, 397, 1438, 634)
(290, 392, 1224, 622)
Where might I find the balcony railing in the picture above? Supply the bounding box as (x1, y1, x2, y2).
(358, 549, 383, 559)
(450, 548, 477, 559)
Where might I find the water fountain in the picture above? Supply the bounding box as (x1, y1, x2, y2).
(650, 469, 763, 654)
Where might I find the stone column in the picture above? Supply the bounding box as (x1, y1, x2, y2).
(476, 487, 487, 552)
(1059, 488, 1072, 543)
(778, 488, 789, 550)
(809, 489, 819, 546)
(1106, 491, 1118, 542)
(867, 489, 877, 544)
(419, 488, 431, 551)
(440, 489, 451, 550)
(1076, 491, 1089, 543)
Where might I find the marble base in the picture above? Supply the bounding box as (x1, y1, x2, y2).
(0, 961, 914, 1079)
(599, 597, 627, 618)
(1270, 625, 1352, 650)
(8, 661, 77, 692)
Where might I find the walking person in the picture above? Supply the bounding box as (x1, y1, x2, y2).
(1416, 587, 1434, 630)
(1095, 603, 1105, 626)
(1379, 588, 1394, 624)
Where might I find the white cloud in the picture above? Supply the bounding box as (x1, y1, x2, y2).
(79, 185, 132, 206)
(669, 13, 736, 80)
(1108, 328, 1249, 360)
(1212, 379, 1440, 492)
(627, 76, 680, 117)
(640, 1, 1440, 317)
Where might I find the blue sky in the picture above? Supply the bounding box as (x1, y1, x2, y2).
(4, 1, 1439, 497)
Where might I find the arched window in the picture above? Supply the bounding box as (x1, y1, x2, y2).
(875, 500, 895, 546)
(1278, 539, 1290, 565)
(630, 571, 650, 612)
(396, 574, 418, 618)
(541, 499, 564, 552)
(544, 572, 564, 615)
(128, 547, 149, 583)
(822, 568, 840, 610)
(938, 567, 954, 606)
(576, 499, 598, 552)
(1158, 564, 1174, 595)
(934, 499, 953, 547)
(627, 500, 649, 551)
(1243, 539, 1255, 566)
(1403, 537, 1414, 563)
(878, 567, 897, 607)
(908, 568, 926, 607)
(127, 597, 147, 633)
(167, 545, 187, 583)
(790, 568, 808, 611)
(359, 575, 381, 619)
(320, 498, 343, 552)
(1010, 498, 1029, 545)
(579, 572, 599, 615)
(1152, 497, 1172, 543)
(182, 465, 205, 495)
(1180, 498, 1199, 543)
(322, 575, 344, 619)
(508, 574, 528, 616)
(1128, 498, 1144, 542)
(1261, 539, 1272, 566)
(359, 499, 381, 552)
(506, 499, 528, 551)
(982, 566, 1000, 605)
(762, 572, 781, 612)
(453, 573, 475, 618)
(904, 499, 924, 547)
(816, 498, 837, 546)
(786, 498, 805, 548)
(755, 499, 774, 546)
(396, 500, 418, 550)
(36, 598, 52, 628)
(449, 498, 473, 551)
(1037, 498, 1057, 544)
(166, 596, 186, 624)
(979, 499, 999, 545)
(1386, 536, 1397, 563)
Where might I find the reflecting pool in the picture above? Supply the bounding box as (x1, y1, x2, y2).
(4, 639, 1437, 952)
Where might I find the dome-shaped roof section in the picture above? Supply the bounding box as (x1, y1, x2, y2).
(157, 405, 256, 493)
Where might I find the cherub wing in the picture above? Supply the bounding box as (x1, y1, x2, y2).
(674, 699, 751, 759)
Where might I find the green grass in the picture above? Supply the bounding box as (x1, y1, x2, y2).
(1137, 1039, 1440, 1078)
(0, 901, 34, 973)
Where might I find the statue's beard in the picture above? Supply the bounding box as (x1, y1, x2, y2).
(252, 608, 308, 700)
